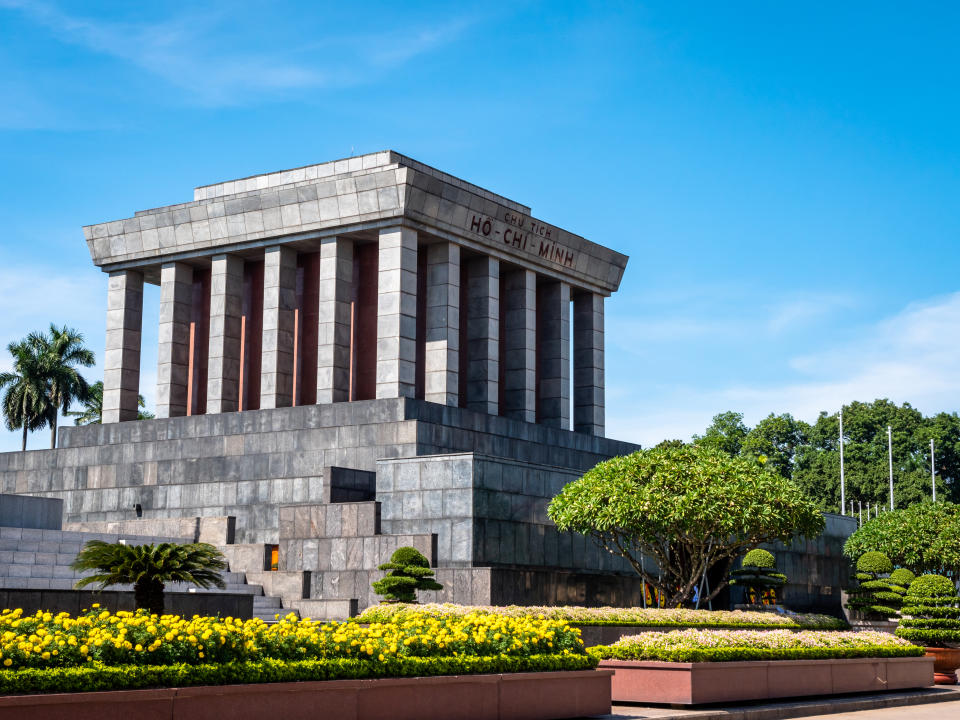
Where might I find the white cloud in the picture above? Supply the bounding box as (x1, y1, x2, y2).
(766, 293, 855, 334)
(607, 292, 960, 447)
(0, 1, 476, 107)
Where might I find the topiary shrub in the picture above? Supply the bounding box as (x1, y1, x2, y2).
(371, 546, 443, 603)
(729, 549, 787, 605)
(890, 568, 916, 590)
(895, 574, 960, 647)
(844, 551, 905, 619)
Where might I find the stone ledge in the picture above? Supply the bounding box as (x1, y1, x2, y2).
(599, 656, 934, 705)
(0, 669, 612, 720)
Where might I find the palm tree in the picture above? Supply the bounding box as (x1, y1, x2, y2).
(31, 325, 95, 449)
(67, 381, 154, 425)
(71, 541, 227, 615)
(0, 340, 49, 451)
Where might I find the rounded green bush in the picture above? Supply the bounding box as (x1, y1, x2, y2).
(857, 551, 893, 574)
(389, 546, 431, 568)
(742, 549, 776, 569)
(907, 574, 957, 599)
(889, 568, 916, 588)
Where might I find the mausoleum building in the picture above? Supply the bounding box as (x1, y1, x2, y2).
(0, 152, 853, 616)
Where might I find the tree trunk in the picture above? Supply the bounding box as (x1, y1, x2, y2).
(134, 578, 166, 615)
(50, 412, 57, 450)
(21, 422, 27, 452)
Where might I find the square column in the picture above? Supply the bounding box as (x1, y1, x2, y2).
(260, 246, 298, 409)
(317, 236, 353, 404)
(573, 292, 605, 436)
(502, 268, 536, 423)
(156, 262, 193, 418)
(466, 256, 499, 415)
(376, 227, 418, 399)
(424, 242, 460, 406)
(102, 270, 143, 424)
(207, 254, 243, 413)
(537, 281, 570, 429)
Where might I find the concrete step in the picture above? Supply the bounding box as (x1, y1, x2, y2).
(253, 595, 283, 608)
(291, 598, 358, 622)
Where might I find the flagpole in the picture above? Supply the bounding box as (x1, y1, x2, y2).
(931, 438, 937, 503)
(839, 408, 845, 515)
(888, 425, 894, 511)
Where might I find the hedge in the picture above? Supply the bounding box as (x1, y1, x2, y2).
(356, 603, 848, 630)
(0, 653, 598, 696)
(589, 645, 926, 663)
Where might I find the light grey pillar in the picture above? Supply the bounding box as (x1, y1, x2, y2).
(102, 270, 143, 424)
(156, 262, 192, 418)
(466, 256, 499, 415)
(424, 242, 460, 406)
(502, 268, 536, 423)
(260, 245, 298, 409)
(376, 226, 418, 399)
(537, 281, 570, 429)
(317, 236, 353, 404)
(573, 292, 605, 436)
(206, 254, 243, 413)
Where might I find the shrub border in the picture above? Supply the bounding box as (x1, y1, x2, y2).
(0, 654, 597, 696)
(588, 645, 924, 663)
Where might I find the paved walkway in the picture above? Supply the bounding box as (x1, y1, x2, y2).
(594, 686, 960, 720)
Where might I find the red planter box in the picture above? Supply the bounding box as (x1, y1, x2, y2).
(0, 670, 613, 720)
(598, 656, 934, 705)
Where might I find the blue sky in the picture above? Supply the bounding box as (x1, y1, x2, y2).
(2, 1, 960, 451)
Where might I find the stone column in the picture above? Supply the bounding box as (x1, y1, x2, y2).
(156, 262, 193, 418)
(502, 268, 536, 423)
(573, 292, 605, 436)
(102, 270, 143, 423)
(206, 254, 243, 413)
(537, 281, 570, 429)
(260, 246, 298, 409)
(424, 242, 460, 406)
(317, 236, 353, 404)
(376, 227, 418, 399)
(466, 256, 499, 415)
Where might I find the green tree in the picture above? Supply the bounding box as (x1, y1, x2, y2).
(843, 501, 960, 575)
(371, 546, 443, 603)
(67, 381, 154, 425)
(548, 444, 824, 608)
(741, 413, 809, 478)
(693, 411, 749, 456)
(0, 339, 49, 451)
(71, 541, 226, 615)
(32, 325, 95, 449)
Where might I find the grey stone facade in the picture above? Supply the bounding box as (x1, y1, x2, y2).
(0, 153, 855, 618)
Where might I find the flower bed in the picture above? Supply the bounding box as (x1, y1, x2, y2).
(357, 603, 847, 630)
(0, 607, 595, 695)
(590, 628, 931, 705)
(589, 629, 924, 662)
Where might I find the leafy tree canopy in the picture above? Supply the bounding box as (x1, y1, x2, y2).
(843, 501, 960, 576)
(691, 399, 958, 512)
(693, 411, 750, 457)
(548, 444, 823, 608)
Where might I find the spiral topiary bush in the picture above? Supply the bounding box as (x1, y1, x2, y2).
(729, 549, 787, 604)
(844, 551, 906, 619)
(895, 574, 960, 647)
